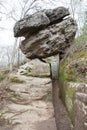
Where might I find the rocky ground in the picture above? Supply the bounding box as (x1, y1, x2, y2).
(0, 59, 72, 130)
(0, 76, 56, 130)
(0, 59, 56, 130)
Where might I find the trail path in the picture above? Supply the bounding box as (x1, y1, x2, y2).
(0, 60, 72, 130)
(0, 74, 56, 130)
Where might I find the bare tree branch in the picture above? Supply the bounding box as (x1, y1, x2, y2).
(23, 0, 37, 16)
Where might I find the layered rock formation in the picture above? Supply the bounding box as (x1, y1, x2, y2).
(59, 41, 87, 130)
(14, 7, 77, 59)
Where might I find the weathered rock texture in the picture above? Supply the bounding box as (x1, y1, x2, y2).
(14, 7, 70, 37)
(59, 40, 87, 130)
(61, 82, 87, 130)
(74, 93, 87, 130)
(17, 59, 50, 77)
(0, 60, 72, 130)
(14, 7, 77, 59)
(0, 77, 56, 130)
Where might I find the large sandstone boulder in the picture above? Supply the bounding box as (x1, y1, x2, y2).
(20, 17, 77, 59)
(13, 7, 77, 59)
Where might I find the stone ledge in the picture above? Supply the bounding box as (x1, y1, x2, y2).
(61, 81, 87, 129)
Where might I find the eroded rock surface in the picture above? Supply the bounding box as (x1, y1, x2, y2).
(17, 59, 50, 76)
(0, 59, 73, 130)
(14, 7, 70, 37)
(13, 7, 77, 59)
(62, 82, 87, 130)
(74, 93, 87, 130)
(14, 12, 50, 37)
(20, 17, 77, 59)
(0, 60, 56, 130)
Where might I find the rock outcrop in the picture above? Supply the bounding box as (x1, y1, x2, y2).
(17, 59, 50, 77)
(14, 7, 77, 59)
(59, 36, 87, 130)
(63, 82, 87, 130)
(0, 60, 56, 130)
(74, 92, 87, 130)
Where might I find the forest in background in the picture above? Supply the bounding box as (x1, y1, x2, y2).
(0, 1, 87, 130)
(0, 0, 87, 71)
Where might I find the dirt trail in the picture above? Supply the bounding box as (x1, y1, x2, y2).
(0, 74, 56, 130)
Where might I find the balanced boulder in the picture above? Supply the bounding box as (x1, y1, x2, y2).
(13, 7, 77, 59)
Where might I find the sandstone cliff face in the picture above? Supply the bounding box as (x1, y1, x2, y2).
(59, 42, 87, 130)
(14, 7, 77, 59)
